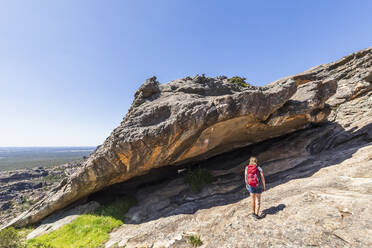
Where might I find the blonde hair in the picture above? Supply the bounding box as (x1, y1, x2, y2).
(249, 156, 257, 164)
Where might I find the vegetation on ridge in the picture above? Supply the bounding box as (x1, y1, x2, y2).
(228, 76, 249, 87)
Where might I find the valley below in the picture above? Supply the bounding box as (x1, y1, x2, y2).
(0, 147, 95, 171)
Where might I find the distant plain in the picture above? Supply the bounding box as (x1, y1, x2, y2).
(0, 147, 96, 171)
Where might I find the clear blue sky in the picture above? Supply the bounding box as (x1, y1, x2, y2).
(0, 0, 371, 146)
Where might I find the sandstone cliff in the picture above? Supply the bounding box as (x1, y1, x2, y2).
(105, 47, 372, 247)
(7, 47, 372, 230)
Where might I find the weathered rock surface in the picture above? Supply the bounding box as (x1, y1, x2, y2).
(8, 47, 371, 229)
(106, 143, 372, 248)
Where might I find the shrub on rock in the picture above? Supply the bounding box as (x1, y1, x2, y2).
(0, 227, 23, 248)
(228, 76, 248, 87)
(184, 168, 214, 193)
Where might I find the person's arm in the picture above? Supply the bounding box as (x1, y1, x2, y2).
(260, 172, 266, 191)
(244, 167, 248, 185)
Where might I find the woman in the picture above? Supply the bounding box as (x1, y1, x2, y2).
(245, 157, 266, 219)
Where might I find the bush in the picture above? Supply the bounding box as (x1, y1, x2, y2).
(0, 227, 24, 248)
(184, 168, 214, 193)
(94, 197, 137, 221)
(189, 235, 203, 247)
(228, 76, 248, 87)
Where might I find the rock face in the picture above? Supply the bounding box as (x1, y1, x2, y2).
(8, 47, 371, 228)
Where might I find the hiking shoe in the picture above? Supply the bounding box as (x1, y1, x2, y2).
(251, 213, 259, 220)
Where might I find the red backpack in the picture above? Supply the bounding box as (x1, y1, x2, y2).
(245, 164, 259, 187)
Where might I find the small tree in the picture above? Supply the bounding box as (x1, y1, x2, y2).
(228, 76, 248, 87)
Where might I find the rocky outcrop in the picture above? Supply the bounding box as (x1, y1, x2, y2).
(8, 47, 371, 228)
(104, 48, 372, 248)
(23, 86, 372, 246)
(0, 169, 48, 184)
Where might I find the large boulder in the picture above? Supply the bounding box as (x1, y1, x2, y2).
(7, 47, 372, 228)
(105, 48, 372, 248)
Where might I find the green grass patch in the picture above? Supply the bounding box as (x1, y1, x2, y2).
(189, 235, 203, 247)
(27, 197, 136, 248)
(184, 167, 214, 193)
(27, 215, 120, 248)
(228, 76, 248, 87)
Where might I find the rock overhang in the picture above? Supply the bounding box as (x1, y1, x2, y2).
(6, 46, 372, 228)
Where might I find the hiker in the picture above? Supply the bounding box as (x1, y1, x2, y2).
(245, 157, 266, 219)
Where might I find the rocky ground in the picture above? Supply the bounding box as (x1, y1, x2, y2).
(0, 162, 81, 225)
(107, 143, 372, 248)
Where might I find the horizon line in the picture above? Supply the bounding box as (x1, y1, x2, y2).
(0, 145, 98, 148)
